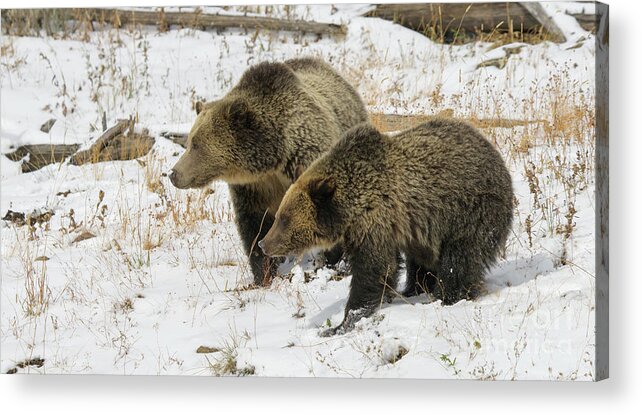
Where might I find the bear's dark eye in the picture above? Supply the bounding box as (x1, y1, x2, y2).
(191, 142, 199, 151)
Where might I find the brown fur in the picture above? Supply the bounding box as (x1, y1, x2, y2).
(260, 119, 514, 335)
(169, 58, 368, 284)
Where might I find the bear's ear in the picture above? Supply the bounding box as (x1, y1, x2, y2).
(227, 99, 255, 130)
(308, 177, 336, 206)
(194, 101, 205, 115)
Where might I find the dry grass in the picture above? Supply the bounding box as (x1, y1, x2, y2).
(202, 329, 255, 376)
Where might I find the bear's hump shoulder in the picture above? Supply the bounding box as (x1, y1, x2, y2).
(284, 57, 327, 72)
(236, 61, 299, 96)
(336, 123, 383, 149)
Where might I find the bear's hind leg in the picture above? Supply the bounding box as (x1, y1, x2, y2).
(433, 197, 512, 305)
(432, 241, 486, 305)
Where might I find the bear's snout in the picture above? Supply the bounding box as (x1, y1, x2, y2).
(258, 238, 275, 256)
(258, 236, 281, 257)
(168, 169, 179, 186)
(168, 166, 194, 189)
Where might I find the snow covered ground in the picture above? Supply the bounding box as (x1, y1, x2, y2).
(1, 3, 598, 379)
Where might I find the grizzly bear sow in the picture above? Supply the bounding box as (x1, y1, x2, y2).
(169, 58, 368, 285)
(259, 119, 514, 335)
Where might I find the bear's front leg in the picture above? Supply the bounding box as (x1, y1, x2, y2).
(321, 244, 398, 336)
(229, 184, 281, 286)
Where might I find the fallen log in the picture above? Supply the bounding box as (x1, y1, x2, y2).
(75, 119, 129, 158)
(370, 112, 545, 132)
(71, 119, 154, 165)
(3, 120, 154, 172)
(4, 143, 80, 173)
(2, 8, 346, 37)
(367, 2, 565, 43)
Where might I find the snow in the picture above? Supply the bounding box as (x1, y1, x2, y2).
(1, 3, 598, 379)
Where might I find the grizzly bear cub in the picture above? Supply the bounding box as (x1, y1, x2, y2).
(169, 58, 368, 285)
(259, 119, 514, 335)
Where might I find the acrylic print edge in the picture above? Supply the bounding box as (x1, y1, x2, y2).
(595, 0, 609, 382)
